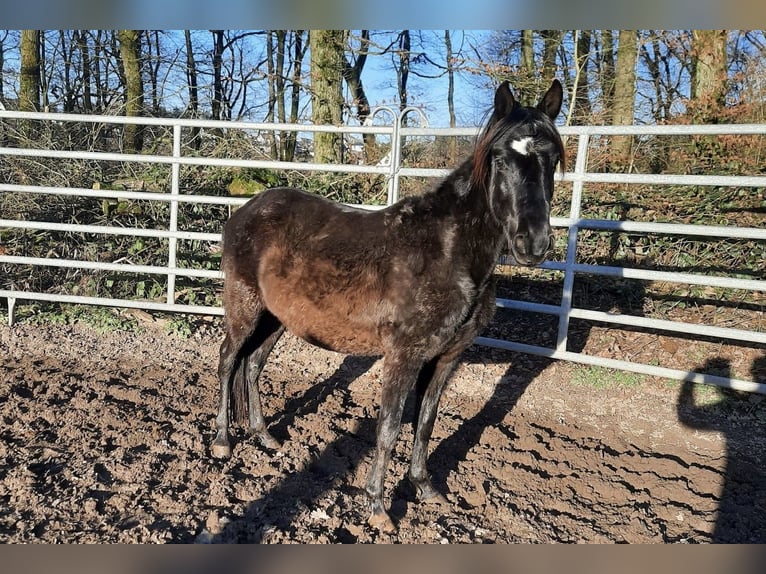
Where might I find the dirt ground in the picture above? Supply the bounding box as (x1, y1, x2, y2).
(1, 315, 765, 544)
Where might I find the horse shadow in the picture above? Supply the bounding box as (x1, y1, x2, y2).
(419, 270, 647, 509)
(676, 355, 766, 543)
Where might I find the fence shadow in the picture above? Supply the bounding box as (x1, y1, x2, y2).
(676, 355, 766, 543)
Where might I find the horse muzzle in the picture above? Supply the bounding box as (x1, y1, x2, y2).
(510, 231, 554, 266)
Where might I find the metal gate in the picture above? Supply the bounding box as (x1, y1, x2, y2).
(1, 109, 764, 393)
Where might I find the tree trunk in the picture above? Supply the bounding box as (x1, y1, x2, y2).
(445, 30, 457, 129)
(147, 30, 161, 115)
(184, 30, 200, 150)
(59, 31, 73, 113)
(93, 30, 105, 112)
(20, 30, 41, 112)
(0, 32, 6, 103)
(310, 29, 345, 164)
(19, 30, 41, 141)
(611, 29, 638, 168)
(341, 30, 375, 160)
(599, 29, 616, 112)
(541, 30, 562, 82)
(211, 29, 225, 137)
(445, 30, 458, 162)
(118, 29, 144, 153)
(39, 31, 49, 112)
(397, 30, 411, 124)
(77, 30, 93, 113)
(284, 30, 306, 162)
(573, 30, 592, 123)
(266, 31, 278, 157)
(690, 30, 728, 169)
(691, 30, 728, 123)
(521, 29, 535, 82)
(275, 30, 287, 125)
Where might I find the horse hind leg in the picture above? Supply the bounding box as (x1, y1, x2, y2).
(211, 275, 282, 458)
(212, 327, 246, 459)
(242, 315, 285, 450)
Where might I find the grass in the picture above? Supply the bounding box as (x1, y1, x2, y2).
(571, 365, 645, 389)
(18, 303, 140, 334)
(7, 301, 211, 340)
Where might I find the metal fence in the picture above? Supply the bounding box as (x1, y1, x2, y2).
(1, 109, 764, 393)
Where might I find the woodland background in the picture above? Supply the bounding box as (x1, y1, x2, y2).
(2, 30, 765, 160)
(0, 30, 764, 324)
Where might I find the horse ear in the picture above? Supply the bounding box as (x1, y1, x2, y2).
(537, 79, 563, 120)
(493, 81, 518, 118)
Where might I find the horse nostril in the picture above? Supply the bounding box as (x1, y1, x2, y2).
(548, 234, 556, 252)
(513, 233, 527, 254)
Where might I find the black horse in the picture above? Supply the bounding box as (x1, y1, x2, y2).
(212, 80, 564, 532)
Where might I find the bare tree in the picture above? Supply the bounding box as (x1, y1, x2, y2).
(341, 30, 375, 159)
(0, 31, 8, 104)
(284, 30, 307, 161)
(392, 30, 412, 125)
(310, 29, 345, 163)
(541, 30, 562, 82)
(599, 29, 616, 113)
(691, 29, 728, 122)
(19, 29, 41, 140)
(146, 30, 162, 115)
(211, 29, 225, 127)
(117, 29, 144, 153)
(521, 30, 535, 81)
(612, 30, 638, 168)
(572, 30, 592, 123)
(19, 30, 41, 112)
(445, 30, 457, 129)
(76, 30, 94, 113)
(184, 30, 201, 149)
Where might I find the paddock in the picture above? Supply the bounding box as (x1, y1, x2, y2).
(2, 319, 765, 542)
(1, 110, 764, 542)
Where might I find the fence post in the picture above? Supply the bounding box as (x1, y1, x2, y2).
(389, 107, 430, 205)
(6, 297, 15, 327)
(556, 132, 591, 352)
(388, 114, 402, 205)
(166, 124, 182, 305)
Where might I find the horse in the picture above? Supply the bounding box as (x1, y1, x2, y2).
(211, 79, 564, 533)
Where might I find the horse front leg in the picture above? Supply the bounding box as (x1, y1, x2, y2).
(365, 356, 420, 533)
(409, 286, 496, 504)
(409, 354, 460, 504)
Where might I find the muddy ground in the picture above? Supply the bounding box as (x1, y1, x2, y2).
(1, 315, 765, 543)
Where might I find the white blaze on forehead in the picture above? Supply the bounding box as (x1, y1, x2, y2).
(511, 136, 533, 156)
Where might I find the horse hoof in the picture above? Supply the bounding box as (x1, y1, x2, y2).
(367, 511, 397, 534)
(413, 480, 449, 506)
(256, 431, 282, 451)
(210, 441, 232, 459)
(421, 491, 450, 507)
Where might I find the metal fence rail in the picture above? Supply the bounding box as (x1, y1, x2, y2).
(1, 109, 764, 393)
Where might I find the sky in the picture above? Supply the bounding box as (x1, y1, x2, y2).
(360, 31, 492, 128)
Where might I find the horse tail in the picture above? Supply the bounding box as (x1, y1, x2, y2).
(230, 354, 250, 426)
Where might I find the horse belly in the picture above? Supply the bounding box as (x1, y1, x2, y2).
(261, 280, 383, 355)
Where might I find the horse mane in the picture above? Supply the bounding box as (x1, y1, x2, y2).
(470, 111, 566, 191)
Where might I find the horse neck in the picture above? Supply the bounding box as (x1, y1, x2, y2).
(431, 157, 510, 281)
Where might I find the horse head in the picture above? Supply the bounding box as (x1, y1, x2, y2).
(473, 79, 565, 266)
